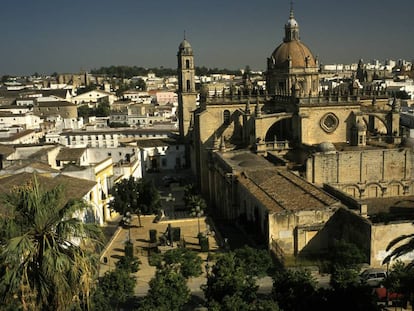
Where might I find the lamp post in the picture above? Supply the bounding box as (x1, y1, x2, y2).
(123, 211, 132, 242)
(191, 205, 203, 235)
(166, 193, 176, 219)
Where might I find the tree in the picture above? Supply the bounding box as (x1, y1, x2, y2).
(91, 269, 135, 311)
(136, 178, 161, 214)
(76, 84, 98, 96)
(109, 176, 138, 216)
(113, 240, 141, 274)
(203, 252, 258, 307)
(328, 239, 367, 271)
(329, 266, 361, 290)
(234, 246, 273, 277)
(383, 233, 414, 268)
(271, 269, 318, 311)
(183, 184, 207, 215)
(110, 177, 161, 218)
(0, 175, 103, 311)
(95, 102, 111, 117)
(1, 75, 11, 83)
(140, 268, 190, 311)
(383, 260, 414, 307)
(77, 104, 92, 119)
(316, 286, 379, 311)
(158, 248, 203, 279)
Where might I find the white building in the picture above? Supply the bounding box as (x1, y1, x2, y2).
(59, 128, 175, 148)
(0, 112, 41, 130)
(72, 90, 117, 106)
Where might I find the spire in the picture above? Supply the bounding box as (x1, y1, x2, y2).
(284, 2, 299, 42)
(255, 99, 261, 117)
(219, 135, 226, 152)
(245, 98, 251, 114)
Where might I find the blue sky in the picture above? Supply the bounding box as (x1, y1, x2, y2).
(0, 0, 413, 75)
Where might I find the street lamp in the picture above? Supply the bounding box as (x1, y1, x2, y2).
(166, 193, 176, 219)
(191, 205, 203, 235)
(123, 211, 132, 242)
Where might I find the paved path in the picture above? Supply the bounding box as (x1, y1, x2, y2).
(100, 214, 219, 297)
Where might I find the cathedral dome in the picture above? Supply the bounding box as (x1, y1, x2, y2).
(271, 40, 316, 68)
(178, 39, 193, 54)
(317, 142, 336, 153)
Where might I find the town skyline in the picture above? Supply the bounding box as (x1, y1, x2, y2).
(1, 0, 413, 76)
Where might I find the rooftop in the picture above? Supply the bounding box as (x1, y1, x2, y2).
(56, 147, 87, 161)
(239, 168, 339, 213)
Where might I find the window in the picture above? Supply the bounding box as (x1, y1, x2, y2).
(223, 110, 231, 125)
(186, 80, 191, 92)
(185, 59, 190, 69)
(320, 113, 339, 133)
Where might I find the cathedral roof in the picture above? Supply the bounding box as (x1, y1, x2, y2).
(271, 40, 316, 68)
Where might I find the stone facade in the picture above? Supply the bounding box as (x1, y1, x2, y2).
(307, 148, 413, 198)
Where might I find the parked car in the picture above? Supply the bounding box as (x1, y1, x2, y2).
(360, 268, 387, 287)
(162, 175, 179, 186)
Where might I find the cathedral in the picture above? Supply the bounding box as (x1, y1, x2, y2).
(177, 8, 414, 266)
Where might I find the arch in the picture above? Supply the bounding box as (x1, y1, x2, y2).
(265, 118, 293, 141)
(365, 182, 383, 198)
(185, 59, 190, 69)
(387, 181, 405, 196)
(344, 185, 359, 198)
(223, 110, 231, 125)
(362, 113, 390, 134)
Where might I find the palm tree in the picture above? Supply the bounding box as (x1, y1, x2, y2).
(383, 233, 414, 268)
(0, 174, 103, 311)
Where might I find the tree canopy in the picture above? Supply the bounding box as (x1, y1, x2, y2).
(77, 102, 111, 119)
(109, 177, 161, 216)
(156, 248, 203, 279)
(90, 65, 243, 78)
(0, 175, 103, 311)
(203, 252, 259, 308)
(140, 268, 190, 311)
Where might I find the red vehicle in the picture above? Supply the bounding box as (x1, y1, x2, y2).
(374, 287, 405, 306)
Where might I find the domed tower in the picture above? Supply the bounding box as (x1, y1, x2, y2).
(177, 38, 197, 138)
(266, 8, 319, 96)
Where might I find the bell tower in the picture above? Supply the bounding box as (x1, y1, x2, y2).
(177, 37, 197, 138)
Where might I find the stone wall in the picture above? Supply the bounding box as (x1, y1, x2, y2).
(370, 221, 414, 267)
(299, 207, 371, 261)
(269, 208, 336, 256)
(299, 105, 359, 145)
(307, 148, 414, 198)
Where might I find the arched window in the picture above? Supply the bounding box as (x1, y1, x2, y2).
(223, 110, 231, 125)
(185, 59, 190, 69)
